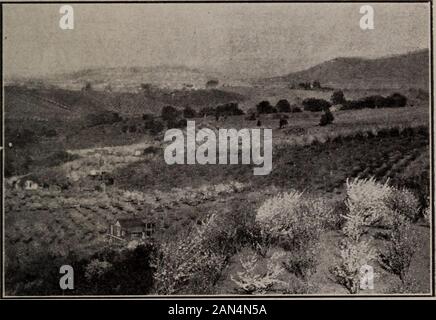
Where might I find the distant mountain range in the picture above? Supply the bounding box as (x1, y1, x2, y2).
(258, 49, 429, 90)
(6, 65, 228, 92)
(6, 49, 429, 91)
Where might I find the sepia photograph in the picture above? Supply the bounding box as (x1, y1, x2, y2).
(1, 1, 434, 298)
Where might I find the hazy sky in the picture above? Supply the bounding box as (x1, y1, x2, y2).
(3, 3, 430, 79)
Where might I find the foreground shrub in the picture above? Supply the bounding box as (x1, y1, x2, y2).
(152, 214, 227, 294)
(379, 215, 418, 283)
(331, 178, 421, 294)
(386, 188, 420, 222)
(345, 177, 393, 226)
(255, 191, 327, 281)
(331, 178, 380, 294)
(330, 239, 376, 294)
(345, 177, 420, 226)
(282, 246, 318, 280)
(231, 250, 287, 294)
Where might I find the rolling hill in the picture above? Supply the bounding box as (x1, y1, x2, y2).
(260, 49, 429, 90)
(4, 85, 245, 121)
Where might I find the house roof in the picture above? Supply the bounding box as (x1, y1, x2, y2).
(116, 218, 145, 229)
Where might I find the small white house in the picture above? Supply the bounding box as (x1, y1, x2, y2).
(24, 180, 39, 190)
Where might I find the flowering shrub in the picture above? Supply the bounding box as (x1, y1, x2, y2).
(332, 178, 421, 293)
(331, 178, 381, 293)
(342, 207, 368, 241)
(345, 177, 393, 226)
(255, 191, 327, 281)
(385, 188, 420, 222)
(231, 250, 287, 294)
(345, 177, 420, 226)
(255, 191, 324, 245)
(330, 239, 377, 294)
(379, 215, 418, 283)
(282, 246, 318, 280)
(152, 214, 227, 294)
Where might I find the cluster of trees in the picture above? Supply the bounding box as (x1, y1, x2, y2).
(256, 101, 277, 114)
(256, 100, 302, 114)
(130, 102, 245, 136)
(300, 98, 335, 125)
(303, 90, 408, 113)
(341, 93, 408, 110)
(6, 244, 156, 295)
(216, 102, 245, 117)
(302, 98, 331, 112)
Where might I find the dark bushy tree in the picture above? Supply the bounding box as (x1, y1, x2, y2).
(167, 118, 187, 129)
(183, 106, 197, 119)
(331, 90, 346, 105)
(161, 105, 179, 122)
(215, 102, 244, 117)
(276, 99, 292, 113)
(256, 100, 277, 114)
(302, 98, 331, 112)
(319, 109, 334, 126)
(386, 93, 407, 108)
